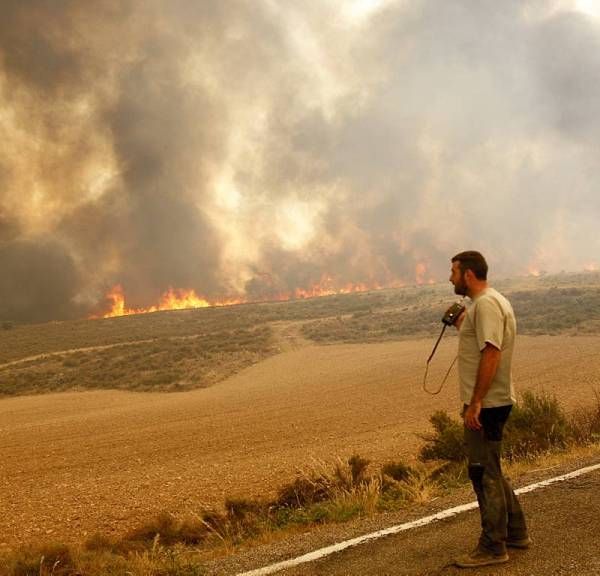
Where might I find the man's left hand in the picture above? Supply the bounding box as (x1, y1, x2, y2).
(464, 401, 482, 430)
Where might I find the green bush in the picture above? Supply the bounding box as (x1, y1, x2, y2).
(419, 411, 465, 463)
(504, 391, 570, 460)
(418, 391, 593, 465)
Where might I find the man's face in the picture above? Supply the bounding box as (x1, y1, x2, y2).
(449, 260, 468, 296)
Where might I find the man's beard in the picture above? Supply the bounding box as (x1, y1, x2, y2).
(453, 278, 467, 296)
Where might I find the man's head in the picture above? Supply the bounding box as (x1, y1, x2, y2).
(450, 251, 488, 297)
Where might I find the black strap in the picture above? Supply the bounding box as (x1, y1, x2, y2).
(423, 324, 457, 395)
(426, 324, 447, 364)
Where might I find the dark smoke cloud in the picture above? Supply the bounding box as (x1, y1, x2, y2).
(1, 0, 599, 322)
(0, 240, 82, 322)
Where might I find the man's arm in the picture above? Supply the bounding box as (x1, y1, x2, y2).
(463, 343, 502, 430)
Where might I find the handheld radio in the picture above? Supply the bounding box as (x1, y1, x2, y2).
(422, 300, 465, 395)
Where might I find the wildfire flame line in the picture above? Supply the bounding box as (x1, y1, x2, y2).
(100, 285, 242, 318)
(97, 266, 436, 319)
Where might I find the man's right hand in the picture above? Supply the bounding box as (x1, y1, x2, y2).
(454, 309, 466, 330)
(463, 401, 482, 430)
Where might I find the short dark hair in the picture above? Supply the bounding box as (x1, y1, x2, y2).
(451, 251, 488, 280)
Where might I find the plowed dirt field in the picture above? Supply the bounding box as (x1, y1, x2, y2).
(1, 335, 598, 546)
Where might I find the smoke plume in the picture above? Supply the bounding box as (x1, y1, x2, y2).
(1, 0, 599, 321)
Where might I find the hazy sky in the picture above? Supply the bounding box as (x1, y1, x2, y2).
(1, 0, 599, 321)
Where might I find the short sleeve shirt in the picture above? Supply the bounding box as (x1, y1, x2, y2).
(458, 287, 517, 408)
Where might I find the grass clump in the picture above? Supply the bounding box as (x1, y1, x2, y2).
(568, 393, 600, 445)
(125, 539, 205, 576)
(273, 455, 425, 526)
(200, 498, 269, 542)
(7, 543, 74, 576)
(123, 512, 208, 547)
(274, 456, 374, 516)
(381, 460, 414, 482)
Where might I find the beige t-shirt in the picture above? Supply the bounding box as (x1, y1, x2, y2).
(458, 287, 517, 408)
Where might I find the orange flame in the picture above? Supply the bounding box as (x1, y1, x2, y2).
(97, 270, 434, 319)
(101, 285, 245, 318)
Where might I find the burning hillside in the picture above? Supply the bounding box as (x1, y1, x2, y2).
(97, 266, 435, 318)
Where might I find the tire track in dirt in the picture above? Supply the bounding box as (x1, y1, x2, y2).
(0, 322, 284, 370)
(0, 340, 157, 370)
(0, 319, 310, 371)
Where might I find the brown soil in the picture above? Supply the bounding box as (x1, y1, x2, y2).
(0, 335, 598, 546)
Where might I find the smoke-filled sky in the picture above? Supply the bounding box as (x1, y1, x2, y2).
(1, 0, 599, 322)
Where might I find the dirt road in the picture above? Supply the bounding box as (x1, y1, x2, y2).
(0, 336, 599, 545)
(279, 466, 600, 576)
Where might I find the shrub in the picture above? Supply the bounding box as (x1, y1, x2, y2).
(419, 411, 465, 463)
(198, 498, 272, 543)
(62, 357, 79, 368)
(504, 391, 570, 460)
(223, 498, 266, 537)
(274, 475, 333, 508)
(275, 455, 371, 509)
(124, 541, 206, 576)
(381, 460, 414, 482)
(124, 512, 207, 546)
(568, 392, 600, 444)
(346, 454, 370, 486)
(84, 532, 119, 552)
(418, 392, 589, 465)
(9, 543, 74, 576)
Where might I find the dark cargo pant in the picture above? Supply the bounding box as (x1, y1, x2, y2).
(463, 404, 528, 555)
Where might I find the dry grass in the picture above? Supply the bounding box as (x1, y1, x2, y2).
(0, 539, 205, 576)
(0, 326, 275, 395)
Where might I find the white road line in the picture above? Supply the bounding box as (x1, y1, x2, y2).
(236, 462, 600, 576)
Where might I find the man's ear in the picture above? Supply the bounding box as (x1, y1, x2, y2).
(464, 269, 475, 283)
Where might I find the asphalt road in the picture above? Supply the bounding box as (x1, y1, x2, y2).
(280, 468, 600, 576)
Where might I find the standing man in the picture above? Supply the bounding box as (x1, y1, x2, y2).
(449, 251, 530, 568)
